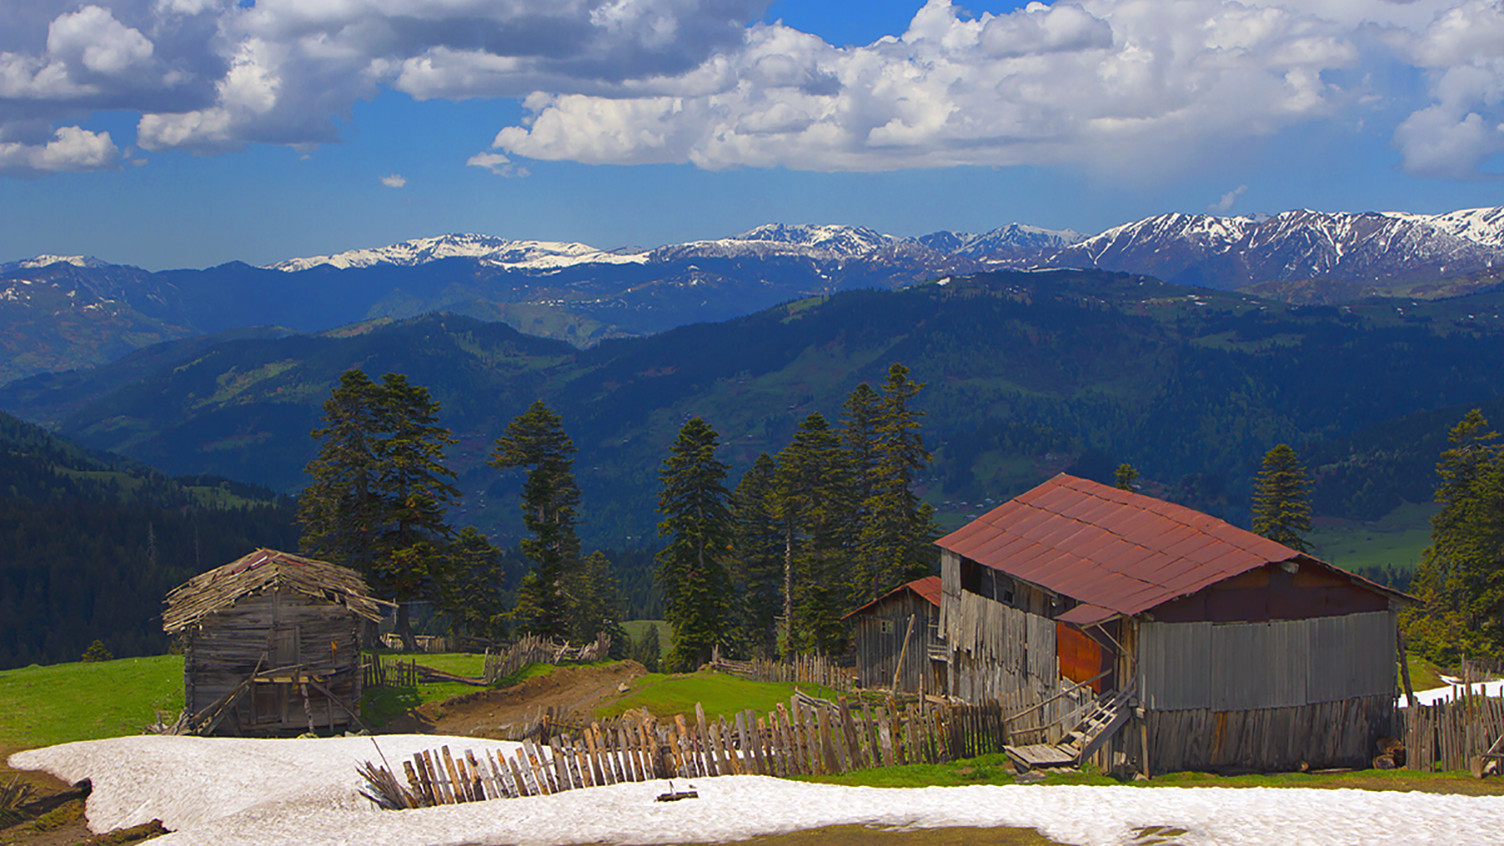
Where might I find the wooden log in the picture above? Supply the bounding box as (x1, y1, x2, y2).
(506, 750, 532, 797)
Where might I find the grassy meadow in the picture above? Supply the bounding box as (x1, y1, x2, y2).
(1308, 502, 1436, 576)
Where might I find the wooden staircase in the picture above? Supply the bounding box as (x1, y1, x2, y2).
(1005, 681, 1136, 770)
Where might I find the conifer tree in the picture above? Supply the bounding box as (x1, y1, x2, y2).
(434, 527, 508, 641)
(1251, 444, 1312, 552)
(773, 413, 851, 657)
(371, 373, 460, 648)
(841, 382, 883, 602)
(489, 400, 581, 639)
(655, 417, 733, 670)
(299, 369, 384, 574)
(568, 550, 627, 651)
(300, 369, 459, 650)
(1404, 410, 1504, 663)
(727, 453, 783, 658)
(1114, 463, 1139, 491)
(859, 363, 940, 599)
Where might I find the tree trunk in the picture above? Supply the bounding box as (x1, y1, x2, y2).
(397, 602, 418, 652)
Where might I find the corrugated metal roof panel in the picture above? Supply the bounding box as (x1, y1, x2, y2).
(936, 473, 1409, 618)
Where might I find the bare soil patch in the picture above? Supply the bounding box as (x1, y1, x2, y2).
(661, 824, 1070, 846)
(382, 661, 648, 738)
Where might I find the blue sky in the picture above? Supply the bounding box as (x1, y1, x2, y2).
(2, 0, 1503, 270)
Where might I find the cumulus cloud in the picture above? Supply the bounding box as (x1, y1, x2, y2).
(485, 0, 1373, 172)
(0, 125, 119, 175)
(6, 0, 1504, 182)
(466, 151, 529, 177)
(1211, 185, 1250, 212)
(380, 173, 405, 188)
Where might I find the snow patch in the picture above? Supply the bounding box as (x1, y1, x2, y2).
(10, 735, 1504, 846)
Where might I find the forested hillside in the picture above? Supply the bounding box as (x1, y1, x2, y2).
(4, 269, 1503, 550)
(0, 411, 298, 668)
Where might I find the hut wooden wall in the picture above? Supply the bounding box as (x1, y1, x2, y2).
(1146, 694, 1393, 772)
(850, 591, 940, 693)
(184, 590, 364, 733)
(1137, 610, 1395, 711)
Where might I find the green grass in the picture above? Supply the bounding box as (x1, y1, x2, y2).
(1308, 501, 1437, 575)
(800, 752, 1504, 795)
(621, 620, 672, 659)
(0, 656, 183, 749)
(596, 670, 844, 722)
(359, 651, 491, 728)
(1404, 655, 1447, 691)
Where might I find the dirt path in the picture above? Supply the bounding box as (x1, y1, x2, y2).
(382, 660, 649, 738)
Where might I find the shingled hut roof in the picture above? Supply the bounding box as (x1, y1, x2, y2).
(163, 548, 389, 633)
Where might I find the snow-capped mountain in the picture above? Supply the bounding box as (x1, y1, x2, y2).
(268, 233, 647, 272)
(1050, 208, 1504, 289)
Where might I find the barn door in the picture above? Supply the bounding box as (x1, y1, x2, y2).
(272, 624, 301, 667)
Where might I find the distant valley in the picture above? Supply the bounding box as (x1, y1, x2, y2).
(5, 268, 1503, 559)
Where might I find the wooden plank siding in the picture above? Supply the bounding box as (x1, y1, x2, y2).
(1138, 610, 1395, 712)
(848, 591, 940, 693)
(1146, 694, 1393, 772)
(184, 590, 365, 733)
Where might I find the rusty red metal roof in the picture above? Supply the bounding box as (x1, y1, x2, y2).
(843, 575, 942, 619)
(936, 473, 1399, 622)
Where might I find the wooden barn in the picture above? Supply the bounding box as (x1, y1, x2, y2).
(936, 474, 1411, 774)
(844, 576, 946, 694)
(163, 548, 390, 736)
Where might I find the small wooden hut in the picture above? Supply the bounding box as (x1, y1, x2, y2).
(936, 474, 1413, 773)
(845, 576, 945, 694)
(163, 548, 389, 735)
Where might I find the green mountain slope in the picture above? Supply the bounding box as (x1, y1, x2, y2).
(6, 270, 1504, 550)
(0, 410, 298, 668)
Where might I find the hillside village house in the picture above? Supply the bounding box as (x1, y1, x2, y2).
(928, 473, 1410, 774)
(844, 576, 945, 695)
(163, 548, 390, 735)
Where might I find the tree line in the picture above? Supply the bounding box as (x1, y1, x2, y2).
(296, 363, 940, 669)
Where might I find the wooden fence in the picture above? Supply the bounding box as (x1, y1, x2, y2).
(360, 693, 1009, 808)
(707, 653, 858, 692)
(1400, 691, 1504, 773)
(482, 633, 612, 684)
(362, 656, 419, 690)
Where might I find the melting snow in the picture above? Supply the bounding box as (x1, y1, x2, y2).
(10, 735, 1504, 846)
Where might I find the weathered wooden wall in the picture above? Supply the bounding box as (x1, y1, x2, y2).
(1146, 694, 1393, 772)
(850, 591, 939, 693)
(184, 590, 364, 733)
(1149, 561, 1391, 623)
(1138, 610, 1395, 711)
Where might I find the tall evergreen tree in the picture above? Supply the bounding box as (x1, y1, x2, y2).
(300, 369, 460, 650)
(656, 417, 733, 671)
(371, 373, 460, 649)
(858, 363, 941, 600)
(773, 413, 851, 657)
(727, 452, 784, 658)
(841, 382, 883, 601)
(299, 369, 384, 575)
(1251, 443, 1312, 552)
(568, 549, 627, 652)
(1404, 410, 1504, 664)
(489, 400, 581, 638)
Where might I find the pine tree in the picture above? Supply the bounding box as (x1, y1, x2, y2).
(1251, 443, 1312, 552)
(655, 417, 733, 671)
(1404, 410, 1504, 664)
(489, 400, 581, 639)
(727, 453, 783, 658)
(1114, 463, 1139, 491)
(841, 382, 883, 602)
(858, 363, 940, 600)
(568, 550, 627, 651)
(299, 369, 460, 650)
(371, 373, 460, 649)
(772, 413, 851, 657)
(299, 369, 384, 575)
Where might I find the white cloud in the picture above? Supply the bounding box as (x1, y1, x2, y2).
(6, 0, 1504, 183)
(1210, 184, 1250, 212)
(380, 173, 405, 188)
(466, 151, 529, 177)
(0, 125, 119, 174)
